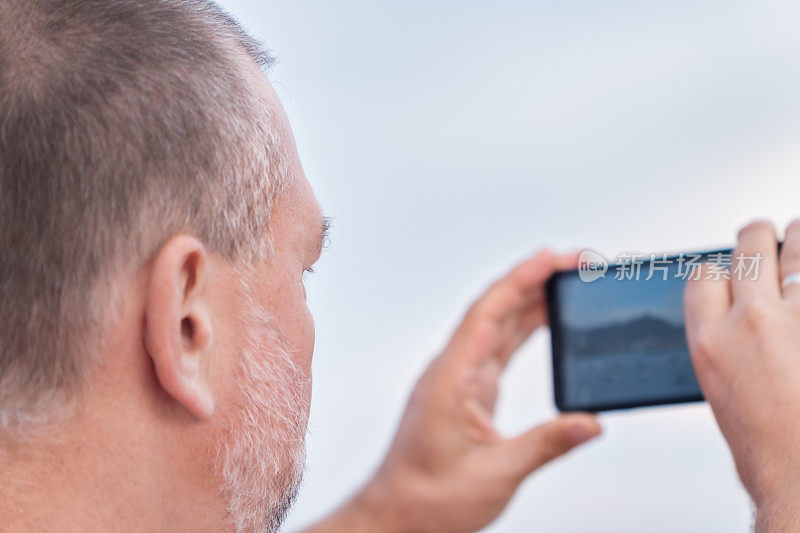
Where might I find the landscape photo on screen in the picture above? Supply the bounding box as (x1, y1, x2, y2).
(556, 261, 702, 408)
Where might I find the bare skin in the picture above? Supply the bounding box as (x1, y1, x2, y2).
(0, 38, 600, 529)
(305, 250, 601, 532)
(0, 56, 326, 531)
(685, 220, 800, 532)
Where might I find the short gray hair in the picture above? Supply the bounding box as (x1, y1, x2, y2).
(0, 0, 288, 429)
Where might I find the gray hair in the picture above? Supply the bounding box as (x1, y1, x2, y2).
(214, 268, 310, 532)
(0, 0, 288, 430)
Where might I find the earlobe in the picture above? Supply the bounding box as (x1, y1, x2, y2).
(143, 235, 216, 420)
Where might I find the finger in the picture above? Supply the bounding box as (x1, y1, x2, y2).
(504, 304, 547, 356)
(498, 413, 601, 481)
(555, 249, 581, 271)
(446, 249, 558, 365)
(492, 250, 584, 363)
(780, 219, 800, 300)
(684, 262, 731, 353)
(466, 249, 558, 325)
(731, 220, 780, 300)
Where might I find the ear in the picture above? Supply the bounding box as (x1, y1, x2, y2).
(144, 235, 215, 419)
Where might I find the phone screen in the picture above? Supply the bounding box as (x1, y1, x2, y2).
(546, 251, 727, 412)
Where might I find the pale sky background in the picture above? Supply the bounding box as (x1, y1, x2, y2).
(219, 1, 800, 531)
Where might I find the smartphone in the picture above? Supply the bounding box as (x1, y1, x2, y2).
(546, 247, 738, 412)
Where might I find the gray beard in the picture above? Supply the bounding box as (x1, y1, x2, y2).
(213, 277, 311, 532)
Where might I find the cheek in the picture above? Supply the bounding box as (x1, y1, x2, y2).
(253, 270, 316, 380)
(279, 280, 316, 374)
(295, 303, 315, 373)
(283, 294, 315, 408)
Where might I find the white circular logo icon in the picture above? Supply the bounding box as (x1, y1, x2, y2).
(578, 249, 608, 282)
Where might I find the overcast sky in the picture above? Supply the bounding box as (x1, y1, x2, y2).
(219, 1, 800, 531)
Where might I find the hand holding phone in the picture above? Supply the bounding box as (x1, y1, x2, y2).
(684, 222, 800, 529)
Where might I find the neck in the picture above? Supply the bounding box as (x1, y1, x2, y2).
(0, 366, 229, 530)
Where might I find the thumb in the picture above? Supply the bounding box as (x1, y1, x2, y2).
(501, 414, 601, 480)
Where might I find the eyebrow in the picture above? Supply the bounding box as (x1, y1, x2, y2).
(315, 215, 332, 259)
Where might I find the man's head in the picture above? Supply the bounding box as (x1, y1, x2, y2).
(0, 1, 324, 530)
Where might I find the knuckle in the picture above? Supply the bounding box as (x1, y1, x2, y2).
(740, 297, 771, 329)
(692, 325, 720, 363)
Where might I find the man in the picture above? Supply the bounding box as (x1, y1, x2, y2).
(0, 1, 599, 531)
(0, 1, 794, 532)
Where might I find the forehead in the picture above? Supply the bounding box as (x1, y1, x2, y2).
(241, 60, 322, 251)
(271, 176, 322, 264)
